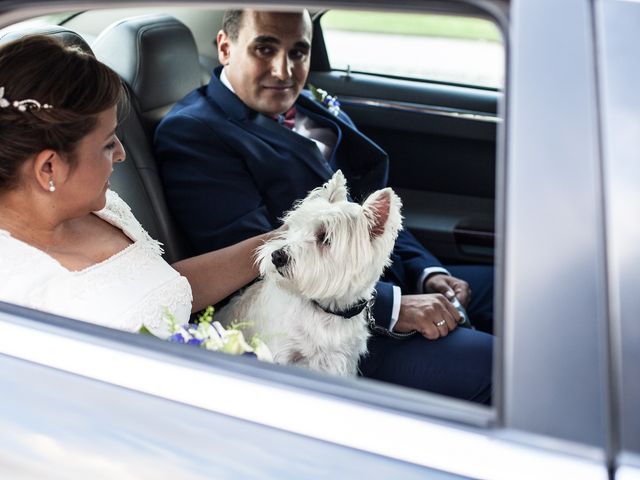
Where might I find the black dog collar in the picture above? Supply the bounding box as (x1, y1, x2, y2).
(312, 291, 377, 319)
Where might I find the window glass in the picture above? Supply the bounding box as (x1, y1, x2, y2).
(0, 12, 76, 32)
(0, 5, 499, 416)
(320, 10, 504, 88)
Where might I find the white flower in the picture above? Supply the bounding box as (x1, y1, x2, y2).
(251, 338, 274, 363)
(148, 307, 274, 363)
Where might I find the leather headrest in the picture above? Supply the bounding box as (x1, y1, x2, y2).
(0, 25, 93, 53)
(93, 14, 201, 118)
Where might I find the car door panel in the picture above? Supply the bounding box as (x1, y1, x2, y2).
(308, 70, 499, 264)
(0, 303, 609, 480)
(0, 340, 457, 480)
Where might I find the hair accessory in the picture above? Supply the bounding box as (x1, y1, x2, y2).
(0, 87, 53, 112)
(48, 179, 56, 193)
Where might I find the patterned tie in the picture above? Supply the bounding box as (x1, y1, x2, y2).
(275, 106, 297, 129)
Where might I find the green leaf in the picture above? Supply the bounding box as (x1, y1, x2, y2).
(138, 325, 153, 335)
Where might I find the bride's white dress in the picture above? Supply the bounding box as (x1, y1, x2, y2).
(0, 190, 192, 338)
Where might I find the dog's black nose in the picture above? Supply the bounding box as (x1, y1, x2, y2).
(271, 248, 289, 268)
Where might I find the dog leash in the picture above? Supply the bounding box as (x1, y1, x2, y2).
(313, 291, 418, 339)
(364, 292, 418, 339)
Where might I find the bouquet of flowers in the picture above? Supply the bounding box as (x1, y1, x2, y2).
(148, 306, 273, 362)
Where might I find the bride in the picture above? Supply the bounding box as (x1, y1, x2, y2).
(0, 35, 269, 340)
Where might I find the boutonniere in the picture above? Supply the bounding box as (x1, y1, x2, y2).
(308, 84, 341, 117)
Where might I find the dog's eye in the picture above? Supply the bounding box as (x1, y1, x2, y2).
(316, 229, 330, 246)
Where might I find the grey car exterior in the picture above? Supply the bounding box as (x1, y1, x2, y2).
(0, 0, 638, 478)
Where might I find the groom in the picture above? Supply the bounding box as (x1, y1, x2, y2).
(155, 9, 493, 402)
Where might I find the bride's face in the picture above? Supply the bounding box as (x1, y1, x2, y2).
(62, 106, 125, 212)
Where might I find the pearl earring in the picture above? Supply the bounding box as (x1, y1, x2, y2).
(48, 179, 55, 192)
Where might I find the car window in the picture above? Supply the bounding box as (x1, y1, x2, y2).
(0, 2, 504, 422)
(0, 4, 503, 412)
(319, 10, 504, 88)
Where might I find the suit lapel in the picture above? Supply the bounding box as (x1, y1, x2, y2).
(205, 68, 251, 121)
(297, 92, 390, 197)
(250, 113, 335, 181)
(206, 71, 334, 181)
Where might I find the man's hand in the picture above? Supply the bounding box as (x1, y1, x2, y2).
(424, 273, 471, 307)
(395, 294, 462, 340)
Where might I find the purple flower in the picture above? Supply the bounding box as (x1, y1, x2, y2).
(169, 332, 188, 344)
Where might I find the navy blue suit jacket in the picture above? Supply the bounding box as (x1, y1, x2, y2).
(155, 67, 443, 328)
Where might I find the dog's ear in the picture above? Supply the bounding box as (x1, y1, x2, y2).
(309, 171, 348, 203)
(324, 170, 348, 203)
(364, 188, 392, 239)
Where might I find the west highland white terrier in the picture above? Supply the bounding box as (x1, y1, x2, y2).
(217, 171, 403, 376)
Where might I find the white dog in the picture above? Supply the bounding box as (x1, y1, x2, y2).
(217, 171, 402, 376)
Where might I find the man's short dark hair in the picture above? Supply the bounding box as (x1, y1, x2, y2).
(222, 9, 312, 42)
(222, 9, 244, 41)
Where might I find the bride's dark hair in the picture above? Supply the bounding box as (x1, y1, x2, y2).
(0, 35, 126, 191)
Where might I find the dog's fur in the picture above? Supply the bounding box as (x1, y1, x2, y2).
(217, 171, 402, 375)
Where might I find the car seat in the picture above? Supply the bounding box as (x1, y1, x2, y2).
(92, 14, 207, 263)
(0, 24, 93, 52)
(92, 14, 203, 139)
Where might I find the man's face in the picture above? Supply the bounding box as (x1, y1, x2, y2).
(217, 11, 312, 116)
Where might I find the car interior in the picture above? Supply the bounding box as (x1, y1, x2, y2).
(0, 7, 502, 405)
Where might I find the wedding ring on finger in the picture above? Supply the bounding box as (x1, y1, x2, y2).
(435, 319, 446, 328)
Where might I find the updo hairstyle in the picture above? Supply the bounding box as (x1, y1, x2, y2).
(0, 35, 125, 192)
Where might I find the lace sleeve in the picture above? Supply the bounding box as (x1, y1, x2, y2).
(96, 190, 164, 256)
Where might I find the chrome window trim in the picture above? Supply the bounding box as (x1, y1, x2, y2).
(596, 0, 640, 459)
(0, 314, 606, 480)
(339, 95, 501, 123)
(617, 451, 640, 476)
(617, 466, 640, 480)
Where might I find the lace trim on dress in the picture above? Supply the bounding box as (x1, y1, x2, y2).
(0, 234, 63, 280)
(57, 247, 165, 306)
(97, 190, 165, 257)
(125, 275, 193, 337)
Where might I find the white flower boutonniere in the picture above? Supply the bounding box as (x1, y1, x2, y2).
(308, 84, 341, 117)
